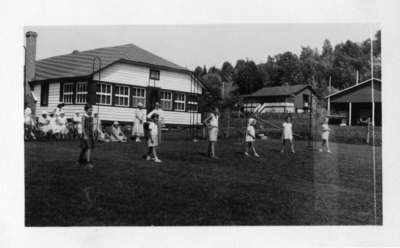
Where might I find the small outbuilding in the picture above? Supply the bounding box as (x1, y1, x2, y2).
(326, 78, 381, 126)
(241, 84, 317, 113)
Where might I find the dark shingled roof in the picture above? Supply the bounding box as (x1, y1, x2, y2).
(34, 43, 190, 81)
(243, 84, 313, 97)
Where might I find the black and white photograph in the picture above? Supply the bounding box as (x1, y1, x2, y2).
(23, 24, 382, 226)
(2, 0, 400, 247)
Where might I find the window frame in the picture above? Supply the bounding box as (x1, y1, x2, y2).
(160, 90, 173, 110)
(131, 87, 146, 108)
(187, 94, 199, 112)
(62, 82, 75, 104)
(75, 81, 88, 104)
(149, 69, 160, 80)
(174, 93, 186, 111)
(96, 82, 113, 105)
(114, 85, 130, 107)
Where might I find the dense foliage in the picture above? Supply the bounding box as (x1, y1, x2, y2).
(195, 30, 381, 111)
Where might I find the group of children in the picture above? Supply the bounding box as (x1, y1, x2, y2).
(202, 107, 332, 159)
(27, 102, 332, 168)
(78, 103, 163, 168)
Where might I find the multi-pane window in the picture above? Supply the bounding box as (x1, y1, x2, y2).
(115, 85, 130, 107)
(75, 82, 87, 104)
(174, 93, 186, 111)
(149, 69, 160, 80)
(132, 87, 146, 107)
(96, 83, 112, 105)
(160, 91, 172, 110)
(187, 94, 198, 112)
(62, 82, 74, 104)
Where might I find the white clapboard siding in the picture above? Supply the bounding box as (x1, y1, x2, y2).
(157, 70, 203, 93)
(94, 63, 149, 87)
(93, 62, 203, 93)
(94, 106, 138, 122)
(163, 111, 202, 125)
(34, 82, 63, 116)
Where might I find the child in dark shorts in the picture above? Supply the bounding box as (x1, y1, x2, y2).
(79, 104, 95, 168)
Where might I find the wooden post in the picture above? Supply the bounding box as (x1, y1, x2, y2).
(349, 102, 352, 126)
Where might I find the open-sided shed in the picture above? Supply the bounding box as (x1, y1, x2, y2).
(326, 78, 381, 126)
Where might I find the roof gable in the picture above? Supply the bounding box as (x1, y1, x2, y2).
(243, 84, 313, 97)
(34, 44, 189, 81)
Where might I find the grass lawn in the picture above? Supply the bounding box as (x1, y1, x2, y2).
(25, 137, 382, 226)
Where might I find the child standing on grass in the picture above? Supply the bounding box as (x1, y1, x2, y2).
(245, 118, 260, 157)
(79, 104, 95, 169)
(203, 107, 220, 159)
(319, 117, 332, 153)
(280, 115, 295, 153)
(145, 114, 162, 163)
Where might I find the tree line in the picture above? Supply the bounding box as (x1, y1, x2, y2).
(195, 30, 381, 111)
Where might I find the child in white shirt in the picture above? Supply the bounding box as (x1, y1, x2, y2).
(49, 113, 60, 138)
(57, 112, 68, 139)
(145, 114, 162, 163)
(72, 112, 83, 138)
(203, 107, 220, 159)
(245, 118, 260, 157)
(147, 102, 164, 144)
(280, 115, 295, 153)
(319, 117, 332, 153)
(38, 111, 51, 136)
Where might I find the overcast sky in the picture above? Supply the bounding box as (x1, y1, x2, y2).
(25, 24, 380, 70)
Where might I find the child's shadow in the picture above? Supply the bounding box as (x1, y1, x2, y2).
(197, 152, 208, 157)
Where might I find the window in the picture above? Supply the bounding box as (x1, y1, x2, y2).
(174, 93, 186, 111)
(160, 91, 172, 110)
(75, 82, 87, 104)
(149, 69, 160, 80)
(40, 83, 49, 106)
(62, 82, 74, 104)
(131, 87, 146, 107)
(115, 85, 130, 106)
(187, 94, 198, 112)
(96, 83, 112, 105)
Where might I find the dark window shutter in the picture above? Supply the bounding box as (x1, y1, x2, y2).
(172, 92, 177, 110)
(112, 84, 116, 106)
(129, 86, 133, 108)
(41, 83, 49, 107)
(185, 94, 189, 112)
(72, 82, 77, 104)
(59, 82, 64, 102)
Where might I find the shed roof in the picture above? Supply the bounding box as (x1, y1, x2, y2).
(33, 43, 190, 81)
(242, 84, 314, 98)
(325, 78, 381, 99)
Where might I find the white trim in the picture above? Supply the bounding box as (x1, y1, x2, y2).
(325, 78, 381, 99)
(174, 93, 186, 111)
(161, 91, 173, 110)
(114, 85, 130, 107)
(75, 81, 88, 104)
(96, 82, 113, 105)
(131, 87, 146, 107)
(62, 82, 74, 104)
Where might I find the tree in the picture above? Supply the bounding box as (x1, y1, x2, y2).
(233, 60, 264, 95)
(194, 66, 205, 78)
(198, 72, 223, 112)
(221, 61, 234, 77)
(274, 51, 302, 85)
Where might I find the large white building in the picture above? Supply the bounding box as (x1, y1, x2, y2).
(26, 32, 205, 126)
